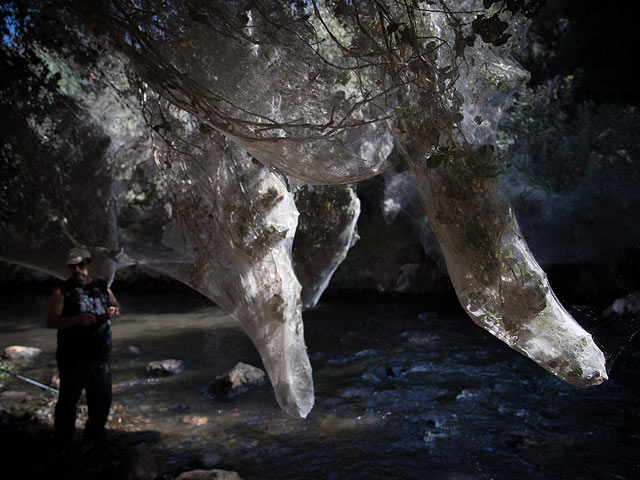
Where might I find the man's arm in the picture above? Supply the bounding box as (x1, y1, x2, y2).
(107, 288, 122, 317)
(46, 288, 96, 329)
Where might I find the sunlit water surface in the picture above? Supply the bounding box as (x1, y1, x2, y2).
(1, 290, 639, 479)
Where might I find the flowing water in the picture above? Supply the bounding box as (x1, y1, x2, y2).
(1, 289, 639, 479)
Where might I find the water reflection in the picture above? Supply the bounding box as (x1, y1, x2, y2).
(1, 291, 639, 479)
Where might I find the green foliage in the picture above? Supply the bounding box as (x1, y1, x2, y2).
(523, 0, 640, 104)
(499, 75, 640, 192)
(499, 0, 640, 194)
(0, 359, 13, 389)
(426, 145, 466, 169)
(466, 144, 501, 177)
(472, 1, 545, 46)
(426, 144, 500, 177)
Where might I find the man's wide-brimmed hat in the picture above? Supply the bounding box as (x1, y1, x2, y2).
(66, 247, 91, 266)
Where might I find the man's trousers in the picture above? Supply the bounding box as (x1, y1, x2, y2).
(54, 355, 112, 447)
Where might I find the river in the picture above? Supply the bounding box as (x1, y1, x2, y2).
(1, 288, 639, 479)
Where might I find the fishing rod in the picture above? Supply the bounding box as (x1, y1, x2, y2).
(0, 367, 59, 394)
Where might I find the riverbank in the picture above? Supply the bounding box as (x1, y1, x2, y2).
(0, 387, 154, 479)
(0, 380, 243, 479)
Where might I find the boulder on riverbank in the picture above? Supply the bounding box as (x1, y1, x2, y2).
(3, 345, 41, 366)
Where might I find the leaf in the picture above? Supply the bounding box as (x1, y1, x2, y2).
(492, 33, 511, 47)
(475, 143, 495, 159)
(450, 149, 467, 159)
(466, 144, 500, 177)
(426, 154, 446, 169)
(472, 14, 510, 46)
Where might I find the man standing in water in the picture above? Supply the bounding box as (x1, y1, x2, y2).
(47, 247, 121, 450)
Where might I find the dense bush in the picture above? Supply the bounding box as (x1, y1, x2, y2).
(499, 76, 640, 193)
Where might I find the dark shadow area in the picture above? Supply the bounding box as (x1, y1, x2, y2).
(524, 0, 640, 105)
(0, 410, 161, 480)
(568, 304, 640, 377)
(546, 263, 626, 307)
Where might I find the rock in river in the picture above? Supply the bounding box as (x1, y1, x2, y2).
(175, 469, 242, 480)
(208, 362, 266, 399)
(146, 359, 186, 377)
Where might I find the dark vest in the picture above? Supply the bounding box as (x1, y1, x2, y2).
(57, 278, 112, 362)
